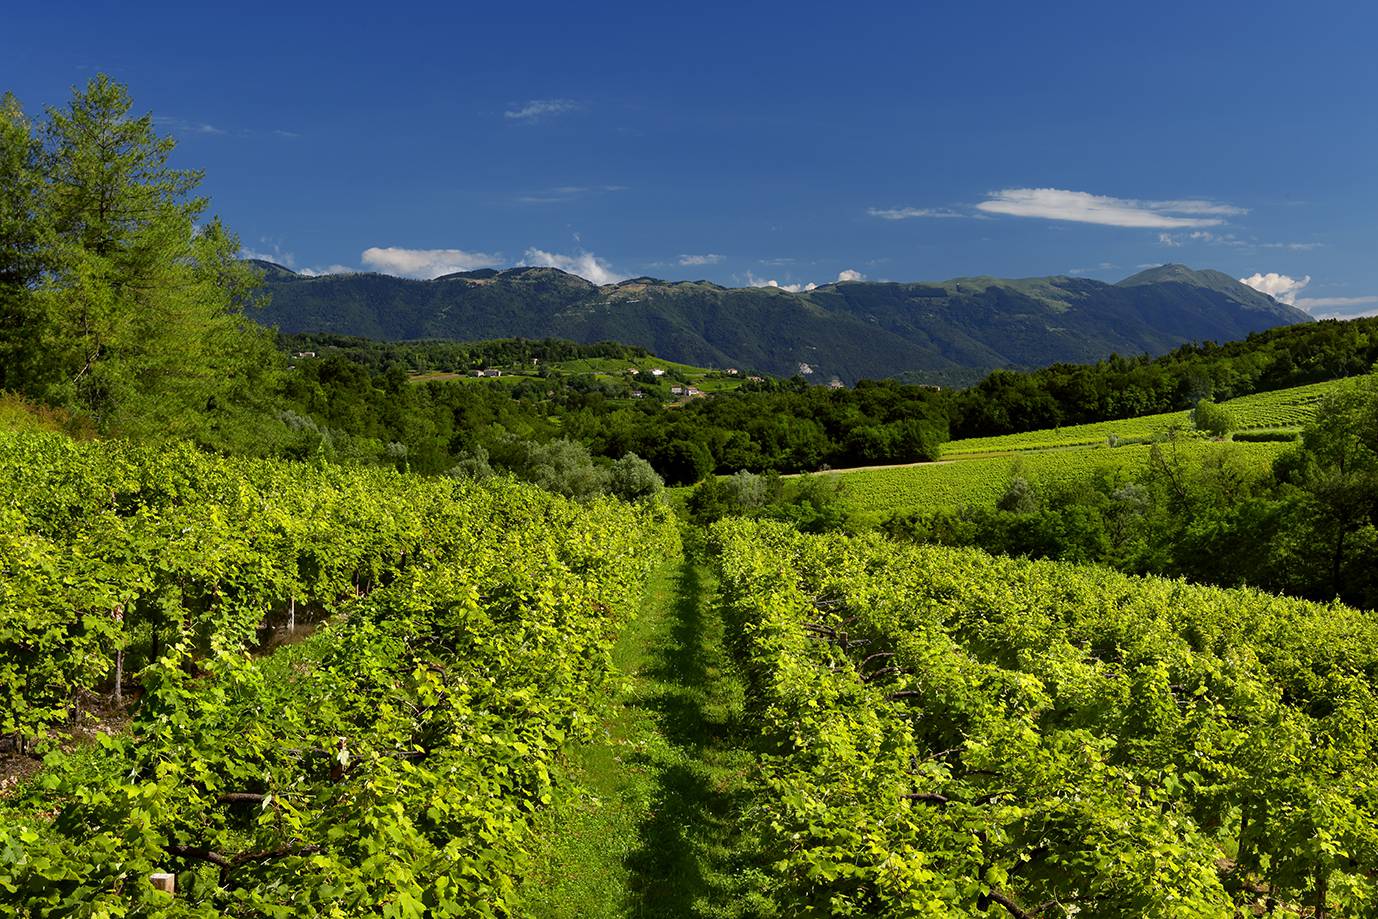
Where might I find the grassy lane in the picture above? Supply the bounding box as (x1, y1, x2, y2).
(520, 548, 767, 918)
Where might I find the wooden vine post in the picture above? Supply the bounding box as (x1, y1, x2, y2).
(150, 872, 175, 895)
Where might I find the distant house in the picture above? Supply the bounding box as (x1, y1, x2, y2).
(686, 387, 704, 397)
(670, 385, 686, 396)
(724, 368, 739, 376)
(626, 367, 639, 374)
(631, 390, 645, 399)
(747, 375, 765, 383)
(471, 369, 485, 377)
(650, 368, 666, 377)
(828, 378, 845, 390)
(293, 351, 317, 359)
(798, 362, 815, 375)
(487, 369, 501, 378)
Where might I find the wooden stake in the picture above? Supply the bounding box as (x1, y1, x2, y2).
(150, 872, 175, 895)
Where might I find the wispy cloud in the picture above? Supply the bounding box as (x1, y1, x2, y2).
(678, 253, 724, 266)
(505, 99, 583, 121)
(514, 184, 626, 204)
(1239, 272, 1311, 305)
(522, 248, 625, 284)
(978, 188, 1245, 229)
(1068, 262, 1120, 275)
(837, 269, 864, 281)
(240, 244, 295, 267)
(1260, 241, 1324, 251)
(867, 206, 969, 220)
(153, 115, 227, 136)
(1160, 230, 1321, 251)
(1294, 295, 1378, 319)
(361, 246, 503, 279)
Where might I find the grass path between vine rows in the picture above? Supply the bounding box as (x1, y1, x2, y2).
(519, 549, 766, 918)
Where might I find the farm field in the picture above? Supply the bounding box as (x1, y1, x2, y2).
(836, 438, 1290, 523)
(943, 377, 1350, 457)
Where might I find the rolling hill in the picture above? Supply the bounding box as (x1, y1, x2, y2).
(249, 262, 1310, 385)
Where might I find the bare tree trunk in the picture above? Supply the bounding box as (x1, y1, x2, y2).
(113, 647, 124, 706)
(112, 603, 125, 705)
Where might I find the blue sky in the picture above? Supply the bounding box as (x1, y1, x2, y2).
(5, 0, 1376, 316)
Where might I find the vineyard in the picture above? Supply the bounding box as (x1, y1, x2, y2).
(0, 432, 678, 915)
(711, 518, 1378, 917)
(943, 378, 1351, 457)
(836, 439, 1291, 521)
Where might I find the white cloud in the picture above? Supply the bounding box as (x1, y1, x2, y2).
(522, 248, 626, 284)
(240, 245, 295, 267)
(678, 253, 725, 266)
(504, 99, 582, 121)
(977, 188, 1244, 228)
(1294, 295, 1378, 319)
(747, 271, 816, 293)
(361, 247, 503, 279)
(837, 269, 864, 282)
(1239, 272, 1311, 305)
(299, 264, 357, 277)
(867, 206, 969, 220)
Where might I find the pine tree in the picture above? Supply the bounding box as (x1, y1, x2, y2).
(0, 92, 52, 395)
(4, 74, 282, 441)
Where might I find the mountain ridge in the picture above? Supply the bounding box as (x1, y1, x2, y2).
(248, 262, 1311, 384)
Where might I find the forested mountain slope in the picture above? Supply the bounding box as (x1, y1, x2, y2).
(251, 263, 1310, 385)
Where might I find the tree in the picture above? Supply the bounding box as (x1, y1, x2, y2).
(0, 92, 52, 395)
(1191, 399, 1235, 438)
(0, 76, 279, 442)
(1275, 374, 1378, 603)
(607, 453, 663, 502)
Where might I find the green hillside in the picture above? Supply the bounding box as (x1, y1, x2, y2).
(251, 262, 1310, 385)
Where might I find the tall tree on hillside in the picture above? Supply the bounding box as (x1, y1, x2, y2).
(1, 75, 281, 442)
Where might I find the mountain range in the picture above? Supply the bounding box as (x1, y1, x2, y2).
(248, 262, 1311, 384)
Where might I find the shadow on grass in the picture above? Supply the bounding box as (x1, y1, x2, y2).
(622, 561, 757, 919)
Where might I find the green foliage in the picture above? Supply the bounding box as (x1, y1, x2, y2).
(0, 430, 679, 914)
(1191, 399, 1236, 437)
(879, 373, 1378, 610)
(607, 452, 664, 503)
(711, 518, 1378, 917)
(950, 318, 1378, 440)
(0, 77, 280, 448)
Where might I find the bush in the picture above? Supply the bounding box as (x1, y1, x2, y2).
(1191, 399, 1236, 438)
(1232, 429, 1301, 443)
(608, 453, 664, 502)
